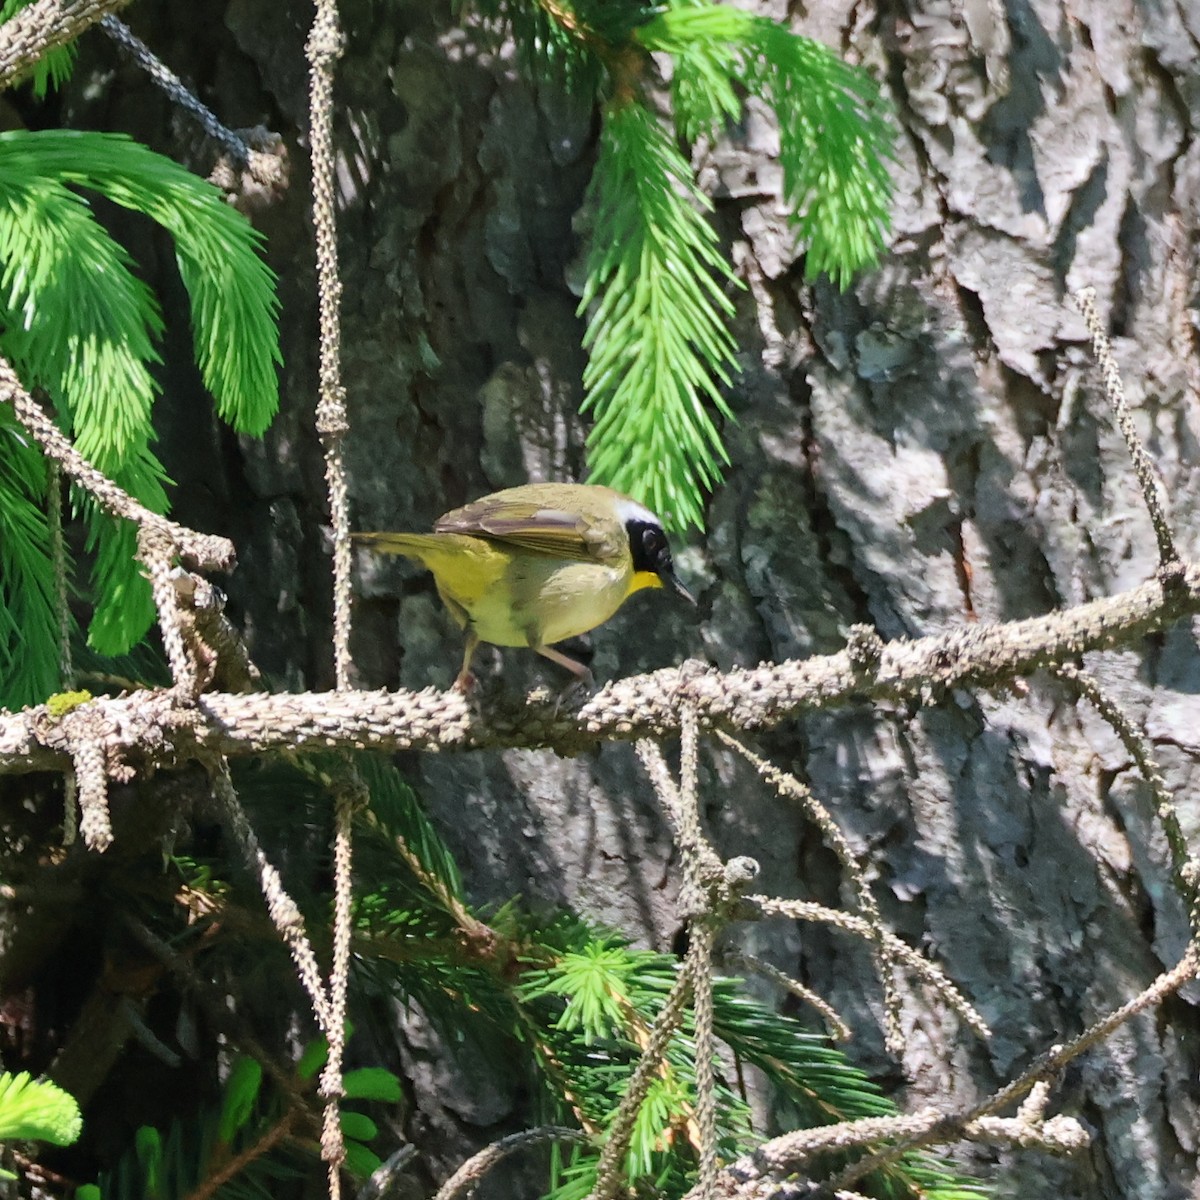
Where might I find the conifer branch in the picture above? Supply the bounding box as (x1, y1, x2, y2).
(0, 0, 127, 91)
(0, 357, 235, 570)
(2, 558, 1192, 772)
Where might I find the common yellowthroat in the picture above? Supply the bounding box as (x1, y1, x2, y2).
(355, 482, 694, 689)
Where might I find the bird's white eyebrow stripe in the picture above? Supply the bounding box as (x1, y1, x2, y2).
(614, 498, 659, 526)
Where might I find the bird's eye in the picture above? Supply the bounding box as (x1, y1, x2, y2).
(643, 528, 664, 553)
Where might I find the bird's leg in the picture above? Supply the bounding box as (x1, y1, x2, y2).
(454, 629, 480, 692)
(533, 644, 595, 690)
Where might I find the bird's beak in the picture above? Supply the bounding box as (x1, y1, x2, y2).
(662, 569, 696, 605)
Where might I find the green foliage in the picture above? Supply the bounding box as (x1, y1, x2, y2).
(356, 752, 467, 905)
(0, 129, 280, 708)
(342, 1067, 404, 1103)
(314, 761, 981, 1199)
(86, 1048, 398, 1199)
(580, 102, 737, 527)
(216, 1058, 263, 1144)
(72, 749, 982, 1199)
(0, 1071, 82, 1145)
(519, 936, 983, 1200)
(472, 0, 894, 529)
(641, 5, 894, 288)
(0, 410, 61, 707)
(527, 941, 639, 1041)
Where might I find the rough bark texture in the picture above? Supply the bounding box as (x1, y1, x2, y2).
(29, 0, 1200, 1196)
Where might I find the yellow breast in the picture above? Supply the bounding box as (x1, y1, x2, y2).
(449, 556, 634, 648)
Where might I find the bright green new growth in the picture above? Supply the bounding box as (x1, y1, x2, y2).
(0, 129, 280, 708)
(479, 0, 894, 530)
(0, 1071, 82, 1148)
(581, 103, 738, 529)
(518, 936, 984, 1200)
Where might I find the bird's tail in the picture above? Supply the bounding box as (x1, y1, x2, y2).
(352, 531, 444, 563)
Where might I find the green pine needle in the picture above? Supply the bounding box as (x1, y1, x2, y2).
(78, 449, 170, 655)
(639, 4, 894, 290)
(0, 129, 280, 670)
(0, 131, 281, 438)
(570, 1, 895, 527)
(0, 412, 62, 709)
(465, 0, 655, 91)
(522, 941, 642, 1042)
(0, 172, 162, 472)
(522, 934, 984, 1200)
(467, 3, 900, 530)
(357, 753, 467, 905)
(580, 101, 739, 531)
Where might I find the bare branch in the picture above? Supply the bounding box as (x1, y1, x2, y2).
(1075, 287, 1180, 567)
(140, 525, 201, 694)
(723, 951, 851, 1042)
(747, 896, 989, 1039)
(433, 1128, 587, 1200)
(307, 0, 353, 694)
(171, 572, 264, 693)
(0, 358, 235, 571)
(0, 0, 128, 91)
(827, 947, 1199, 1192)
(209, 761, 333, 1034)
(716, 729, 904, 1053)
(7, 558, 1194, 777)
(99, 16, 256, 167)
(1052, 663, 1200, 937)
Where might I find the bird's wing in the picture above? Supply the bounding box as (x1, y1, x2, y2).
(433, 496, 617, 562)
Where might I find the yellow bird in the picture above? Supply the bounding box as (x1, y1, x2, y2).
(354, 482, 694, 689)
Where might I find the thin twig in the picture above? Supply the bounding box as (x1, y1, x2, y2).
(747, 896, 989, 1039)
(121, 912, 315, 1113)
(1052, 663, 1200, 939)
(677, 706, 720, 1197)
(724, 950, 851, 1042)
(181, 1110, 297, 1200)
(99, 17, 252, 162)
(715, 729, 904, 1053)
(689, 919, 720, 1200)
(319, 776, 365, 1180)
(307, 0, 352, 691)
(0, 357, 234, 570)
(306, 1, 352, 1191)
(208, 761, 333, 1033)
(1075, 287, 1180, 568)
(827, 947, 1199, 1192)
(139, 525, 199, 695)
(354, 1145, 418, 1200)
(172, 572, 263, 692)
(588, 958, 696, 1200)
(47, 460, 73, 688)
(433, 1127, 588, 1200)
